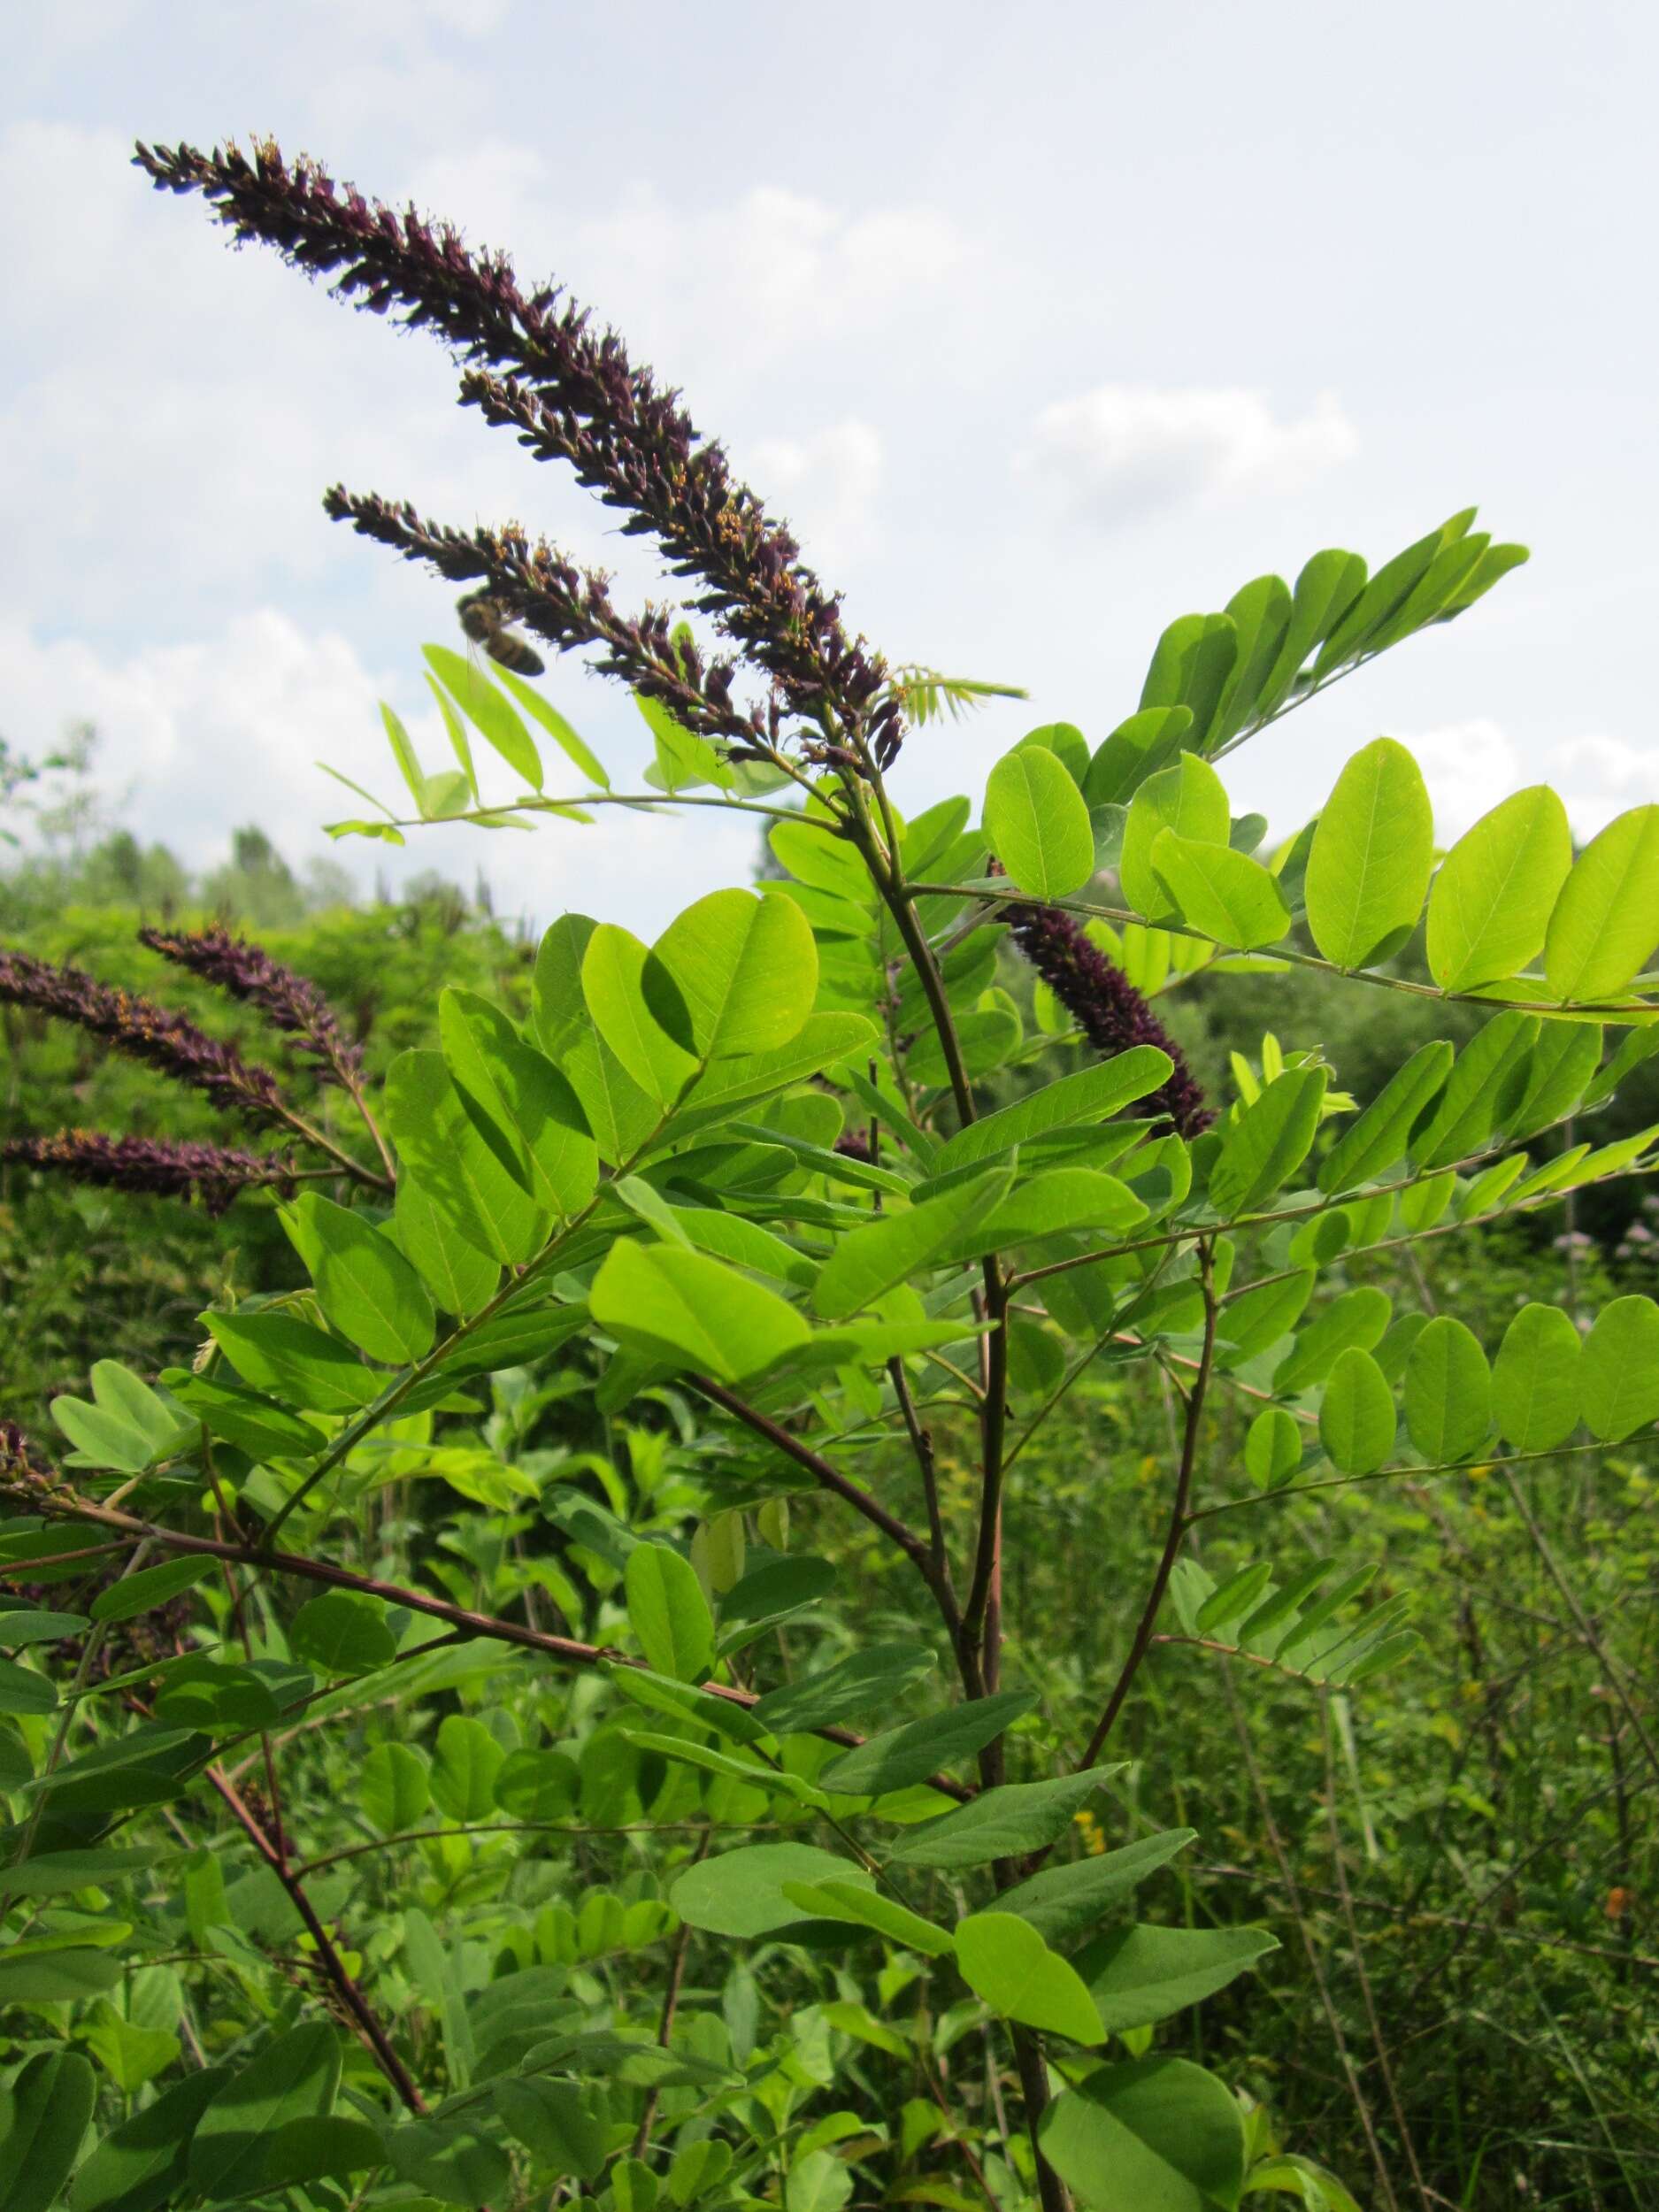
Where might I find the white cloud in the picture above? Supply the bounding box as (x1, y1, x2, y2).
(0, 612, 758, 937)
(1554, 733, 1659, 833)
(0, 120, 526, 627)
(746, 421, 883, 566)
(1017, 384, 1358, 525)
(407, 144, 973, 403)
(0, 120, 962, 938)
(1408, 718, 1521, 840)
(0, 119, 953, 636)
(1405, 720, 1659, 842)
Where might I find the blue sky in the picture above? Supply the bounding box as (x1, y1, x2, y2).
(5, 0, 1655, 932)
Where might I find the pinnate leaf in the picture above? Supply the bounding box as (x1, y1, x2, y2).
(1492, 1302, 1581, 1451)
(986, 745, 1096, 897)
(1426, 787, 1572, 992)
(1579, 1295, 1659, 1442)
(626, 1543, 715, 1683)
(591, 1239, 809, 1380)
(954, 1911, 1104, 2044)
(1543, 804, 1659, 1002)
(1305, 737, 1434, 968)
(1039, 2056, 1248, 2212)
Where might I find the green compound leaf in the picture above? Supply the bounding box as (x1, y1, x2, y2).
(1148, 830, 1291, 950)
(386, 2115, 509, 2208)
(3, 2050, 97, 2212)
(492, 2077, 607, 2178)
(1409, 1011, 1539, 1169)
(424, 643, 543, 788)
(749, 1643, 939, 1737)
(1082, 706, 1194, 809)
(284, 1191, 435, 1364)
(1318, 1346, 1397, 1475)
(647, 887, 818, 1057)
(1579, 1294, 1659, 1442)
(1543, 804, 1659, 1002)
(1492, 1302, 1582, 1451)
(590, 1239, 810, 1381)
(1426, 786, 1572, 993)
(1245, 1405, 1302, 1487)
(818, 1687, 1036, 1797)
(384, 1048, 549, 1265)
(581, 922, 698, 1108)
(1139, 611, 1238, 748)
(887, 1767, 1122, 1870)
(1404, 1315, 1491, 1463)
(490, 657, 610, 786)
(1039, 2056, 1248, 2212)
(996, 1830, 1198, 1945)
(1218, 1269, 1315, 1364)
(671, 1842, 875, 1938)
(811, 1168, 1013, 1321)
(779, 1878, 955, 1957)
(288, 1592, 398, 1677)
(0, 1847, 162, 1897)
(785, 2148, 854, 2212)
(1075, 1923, 1279, 2032)
(985, 743, 1096, 897)
(1304, 737, 1434, 969)
(1210, 1065, 1326, 1215)
(430, 1716, 506, 1823)
(1120, 756, 1230, 924)
(89, 1555, 214, 1624)
(1317, 1040, 1453, 1194)
(625, 1542, 716, 1684)
(0, 1951, 123, 2002)
(67, 2065, 232, 2212)
(360, 1743, 431, 1835)
(204, 1309, 380, 1413)
(933, 1048, 1173, 1172)
(440, 987, 598, 1221)
(394, 1174, 500, 1319)
(933, 1168, 1149, 1260)
(954, 1910, 1104, 2044)
(187, 2021, 342, 2200)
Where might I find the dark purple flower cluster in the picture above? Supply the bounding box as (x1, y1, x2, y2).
(138, 922, 363, 1087)
(1000, 895, 1213, 1138)
(3, 1131, 294, 1216)
(0, 947, 285, 1126)
(0, 1418, 49, 1488)
(134, 137, 899, 770)
(323, 490, 771, 757)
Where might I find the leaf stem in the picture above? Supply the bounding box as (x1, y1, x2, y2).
(1076, 1241, 1218, 1771)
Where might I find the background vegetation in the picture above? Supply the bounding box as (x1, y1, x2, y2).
(4, 744, 1655, 2209)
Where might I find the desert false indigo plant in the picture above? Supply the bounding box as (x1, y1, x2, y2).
(2, 131, 1658, 2212)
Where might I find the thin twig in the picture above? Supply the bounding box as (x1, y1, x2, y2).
(3, 1487, 976, 1800)
(1076, 1243, 1218, 1772)
(632, 1831, 710, 2157)
(204, 1759, 426, 2115)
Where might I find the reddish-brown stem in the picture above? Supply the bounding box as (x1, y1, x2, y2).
(203, 1758, 426, 2115)
(1076, 1243, 1217, 1775)
(1010, 2028, 1072, 2212)
(631, 1831, 710, 2158)
(4, 1487, 974, 1799)
(688, 1374, 941, 1586)
(889, 1360, 957, 1618)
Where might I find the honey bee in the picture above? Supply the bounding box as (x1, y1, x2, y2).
(457, 590, 545, 677)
